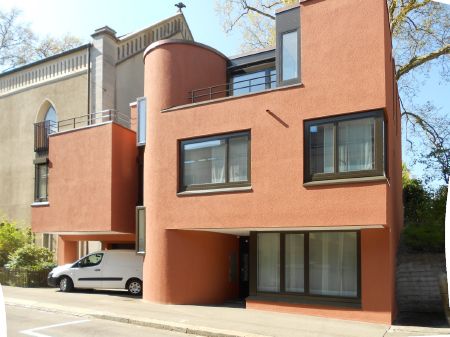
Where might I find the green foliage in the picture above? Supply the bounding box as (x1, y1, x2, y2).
(0, 217, 31, 266)
(402, 166, 447, 252)
(7, 244, 55, 271)
(403, 223, 444, 253)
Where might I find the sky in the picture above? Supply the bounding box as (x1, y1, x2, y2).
(1, 0, 449, 185)
(0, 0, 242, 56)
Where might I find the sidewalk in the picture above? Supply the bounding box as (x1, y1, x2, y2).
(2, 286, 449, 337)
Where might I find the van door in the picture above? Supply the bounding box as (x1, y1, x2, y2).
(72, 252, 104, 288)
(101, 253, 126, 289)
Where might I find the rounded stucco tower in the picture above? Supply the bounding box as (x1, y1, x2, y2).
(142, 40, 230, 303)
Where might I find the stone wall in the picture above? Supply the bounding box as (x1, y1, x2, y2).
(397, 252, 446, 312)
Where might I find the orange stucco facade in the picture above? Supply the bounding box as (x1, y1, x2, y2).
(141, 0, 402, 324)
(32, 122, 138, 251)
(30, 0, 402, 325)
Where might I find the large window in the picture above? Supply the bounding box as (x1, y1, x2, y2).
(231, 69, 276, 96)
(180, 132, 250, 191)
(281, 30, 298, 82)
(304, 110, 384, 182)
(257, 233, 280, 292)
(254, 231, 360, 303)
(34, 163, 48, 202)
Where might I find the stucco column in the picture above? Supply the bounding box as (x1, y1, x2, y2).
(57, 236, 78, 264)
(142, 41, 228, 304)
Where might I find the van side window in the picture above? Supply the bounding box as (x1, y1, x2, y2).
(79, 253, 103, 268)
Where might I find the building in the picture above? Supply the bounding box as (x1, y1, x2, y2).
(32, 0, 402, 324)
(0, 12, 192, 253)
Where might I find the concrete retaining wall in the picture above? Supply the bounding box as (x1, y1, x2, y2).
(397, 252, 446, 312)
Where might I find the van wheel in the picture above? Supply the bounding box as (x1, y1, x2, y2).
(127, 279, 142, 296)
(59, 276, 74, 292)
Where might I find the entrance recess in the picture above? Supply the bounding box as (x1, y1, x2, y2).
(239, 236, 249, 299)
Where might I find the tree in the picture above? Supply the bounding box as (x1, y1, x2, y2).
(0, 8, 82, 70)
(0, 9, 34, 68)
(215, 0, 450, 184)
(215, 0, 297, 51)
(0, 217, 31, 266)
(402, 165, 446, 252)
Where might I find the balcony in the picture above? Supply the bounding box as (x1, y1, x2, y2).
(34, 110, 130, 153)
(189, 71, 277, 104)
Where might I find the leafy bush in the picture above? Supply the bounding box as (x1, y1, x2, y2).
(402, 166, 447, 253)
(403, 223, 444, 253)
(7, 244, 55, 271)
(0, 218, 31, 266)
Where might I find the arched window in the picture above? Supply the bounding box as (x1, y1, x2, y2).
(34, 104, 58, 203)
(44, 105, 58, 134)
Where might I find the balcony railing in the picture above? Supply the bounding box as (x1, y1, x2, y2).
(189, 73, 277, 104)
(34, 110, 130, 153)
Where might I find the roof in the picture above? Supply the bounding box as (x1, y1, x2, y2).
(0, 43, 91, 78)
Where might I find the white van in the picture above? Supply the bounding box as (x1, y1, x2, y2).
(47, 250, 143, 295)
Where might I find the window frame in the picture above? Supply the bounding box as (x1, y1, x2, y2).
(304, 110, 385, 183)
(280, 29, 299, 85)
(136, 206, 146, 255)
(179, 131, 251, 192)
(137, 96, 147, 146)
(250, 230, 361, 306)
(34, 162, 48, 202)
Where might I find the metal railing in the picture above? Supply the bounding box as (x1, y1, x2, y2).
(189, 73, 277, 104)
(34, 110, 131, 153)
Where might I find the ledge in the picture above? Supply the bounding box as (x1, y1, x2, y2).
(303, 175, 388, 187)
(177, 186, 252, 196)
(246, 294, 361, 309)
(162, 82, 304, 113)
(31, 201, 49, 207)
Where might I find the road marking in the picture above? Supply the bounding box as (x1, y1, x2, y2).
(20, 319, 90, 337)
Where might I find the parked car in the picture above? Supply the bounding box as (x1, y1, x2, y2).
(47, 250, 143, 295)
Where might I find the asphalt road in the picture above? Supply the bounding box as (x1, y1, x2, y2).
(6, 305, 192, 337)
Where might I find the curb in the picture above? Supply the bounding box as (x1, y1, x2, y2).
(5, 300, 268, 337)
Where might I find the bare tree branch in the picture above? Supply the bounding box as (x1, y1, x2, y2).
(390, 0, 432, 34)
(396, 44, 450, 79)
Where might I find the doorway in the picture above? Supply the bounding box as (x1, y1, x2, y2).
(239, 236, 249, 299)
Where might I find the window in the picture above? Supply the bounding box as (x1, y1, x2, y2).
(309, 232, 358, 297)
(275, 5, 300, 86)
(231, 69, 276, 96)
(257, 233, 280, 292)
(136, 206, 146, 254)
(44, 105, 58, 134)
(137, 97, 147, 146)
(78, 253, 103, 268)
(35, 163, 48, 202)
(34, 105, 58, 152)
(43, 234, 55, 251)
(254, 231, 360, 302)
(304, 110, 384, 182)
(281, 30, 298, 82)
(180, 132, 250, 191)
